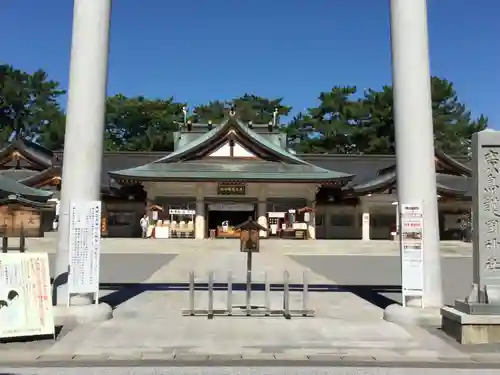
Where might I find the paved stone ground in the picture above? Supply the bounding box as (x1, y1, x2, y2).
(48, 253, 177, 282)
(1, 367, 500, 374)
(292, 255, 473, 306)
(10, 234, 473, 256)
(1, 239, 496, 368)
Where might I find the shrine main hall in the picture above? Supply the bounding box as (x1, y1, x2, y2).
(0, 113, 472, 240)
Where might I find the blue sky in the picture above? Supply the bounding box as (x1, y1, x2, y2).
(2, 0, 498, 127)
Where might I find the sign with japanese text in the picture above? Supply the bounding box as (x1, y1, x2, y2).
(400, 203, 424, 305)
(168, 209, 196, 216)
(68, 201, 101, 302)
(471, 131, 500, 302)
(0, 252, 54, 339)
(217, 183, 246, 196)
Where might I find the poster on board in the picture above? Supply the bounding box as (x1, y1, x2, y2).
(0, 252, 54, 339)
(400, 203, 424, 306)
(68, 200, 101, 304)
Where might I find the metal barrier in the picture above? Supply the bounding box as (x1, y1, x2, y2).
(182, 270, 315, 319)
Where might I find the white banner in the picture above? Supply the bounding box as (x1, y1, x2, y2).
(0, 252, 54, 339)
(208, 203, 254, 212)
(68, 201, 101, 301)
(400, 203, 424, 304)
(168, 209, 195, 215)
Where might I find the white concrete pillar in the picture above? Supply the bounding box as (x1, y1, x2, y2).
(307, 201, 316, 240)
(390, 0, 443, 308)
(257, 184, 268, 238)
(195, 200, 205, 239)
(393, 202, 400, 235)
(362, 212, 370, 241)
(257, 201, 268, 238)
(54, 0, 111, 307)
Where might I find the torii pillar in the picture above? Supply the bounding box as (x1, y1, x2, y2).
(384, 0, 444, 326)
(53, 0, 113, 324)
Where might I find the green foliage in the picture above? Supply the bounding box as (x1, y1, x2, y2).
(105, 95, 183, 151)
(0, 64, 66, 147)
(289, 78, 488, 155)
(0, 64, 489, 155)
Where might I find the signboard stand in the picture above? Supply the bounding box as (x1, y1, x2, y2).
(0, 252, 55, 341)
(399, 203, 424, 308)
(67, 201, 101, 306)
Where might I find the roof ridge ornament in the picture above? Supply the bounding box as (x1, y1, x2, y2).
(272, 107, 279, 127)
(182, 105, 188, 126)
(229, 106, 236, 117)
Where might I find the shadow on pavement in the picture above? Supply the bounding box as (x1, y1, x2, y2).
(97, 282, 401, 310)
(99, 287, 145, 309)
(343, 285, 399, 309)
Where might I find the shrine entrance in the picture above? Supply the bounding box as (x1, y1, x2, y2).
(206, 202, 255, 238)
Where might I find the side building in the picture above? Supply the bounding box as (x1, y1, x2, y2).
(0, 120, 472, 240)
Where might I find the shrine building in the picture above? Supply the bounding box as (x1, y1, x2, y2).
(0, 113, 473, 240)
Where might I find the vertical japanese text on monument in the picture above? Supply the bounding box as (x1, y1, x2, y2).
(483, 148, 500, 272)
(68, 201, 101, 298)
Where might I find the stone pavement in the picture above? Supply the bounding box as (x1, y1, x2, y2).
(2, 247, 497, 367)
(13, 234, 472, 257)
(2, 367, 500, 375)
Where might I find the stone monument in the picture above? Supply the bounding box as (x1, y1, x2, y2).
(52, 0, 113, 325)
(441, 130, 500, 344)
(383, 0, 444, 326)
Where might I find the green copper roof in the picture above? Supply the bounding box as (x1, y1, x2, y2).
(110, 160, 352, 182)
(153, 116, 306, 165)
(109, 115, 354, 183)
(0, 174, 53, 202)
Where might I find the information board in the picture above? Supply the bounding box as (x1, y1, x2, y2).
(400, 203, 424, 306)
(0, 252, 54, 339)
(68, 201, 101, 302)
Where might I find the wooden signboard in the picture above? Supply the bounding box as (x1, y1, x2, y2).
(240, 228, 260, 253)
(0, 206, 42, 237)
(234, 218, 268, 253)
(217, 183, 246, 196)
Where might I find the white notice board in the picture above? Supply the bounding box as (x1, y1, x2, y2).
(400, 203, 424, 306)
(68, 200, 101, 303)
(0, 252, 55, 339)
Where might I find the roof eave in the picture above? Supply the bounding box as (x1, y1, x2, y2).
(109, 173, 351, 185)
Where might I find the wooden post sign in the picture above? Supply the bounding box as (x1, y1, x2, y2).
(234, 217, 268, 253)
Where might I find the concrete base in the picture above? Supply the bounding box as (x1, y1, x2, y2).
(454, 299, 500, 315)
(441, 306, 500, 344)
(53, 303, 113, 327)
(383, 303, 441, 327)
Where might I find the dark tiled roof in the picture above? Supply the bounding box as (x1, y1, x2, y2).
(110, 159, 353, 182)
(0, 195, 55, 208)
(0, 138, 55, 169)
(112, 116, 353, 183)
(55, 149, 473, 198)
(436, 174, 471, 196)
(54, 151, 163, 186)
(0, 174, 53, 202)
(0, 169, 41, 181)
(301, 154, 396, 185)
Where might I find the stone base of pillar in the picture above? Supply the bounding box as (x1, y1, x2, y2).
(53, 303, 113, 327)
(383, 303, 441, 327)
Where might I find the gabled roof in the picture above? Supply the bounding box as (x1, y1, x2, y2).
(342, 148, 472, 198)
(18, 166, 61, 188)
(109, 115, 354, 184)
(0, 138, 55, 170)
(0, 194, 55, 209)
(0, 174, 53, 202)
(155, 115, 310, 164)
